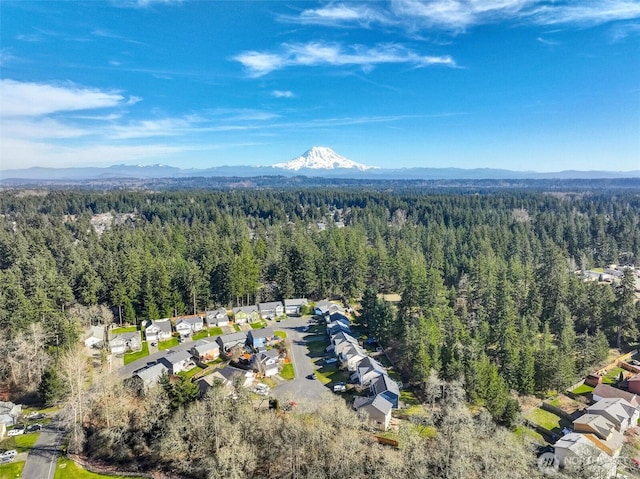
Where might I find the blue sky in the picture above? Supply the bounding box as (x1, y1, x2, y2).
(1, 0, 639, 172)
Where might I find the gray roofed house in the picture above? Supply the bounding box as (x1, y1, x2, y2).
(371, 374, 400, 408)
(0, 402, 22, 426)
(314, 300, 344, 316)
(211, 365, 255, 388)
(553, 432, 618, 478)
(158, 350, 193, 375)
(110, 331, 142, 355)
(191, 339, 220, 362)
(351, 357, 387, 386)
(206, 308, 229, 327)
(573, 414, 617, 440)
(251, 349, 280, 377)
(339, 343, 368, 372)
(145, 319, 173, 342)
(216, 331, 248, 352)
(587, 397, 640, 432)
(284, 298, 308, 316)
(134, 363, 168, 389)
(84, 325, 106, 348)
(258, 301, 284, 320)
(247, 327, 276, 349)
(327, 320, 351, 337)
(592, 383, 639, 406)
(353, 395, 393, 430)
(331, 332, 359, 355)
(175, 315, 204, 336)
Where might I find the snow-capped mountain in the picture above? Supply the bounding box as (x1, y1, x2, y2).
(273, 147, 376, 171)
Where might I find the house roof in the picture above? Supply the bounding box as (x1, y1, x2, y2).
(341, 344, 367, 360)
(192, 339, 220, 355)
(206, 308, 228, 319)
(161, 350, 192, 365)
(217, 365, 253, 382)
(353, 395, 393, 415)
(357, 357, 387, 376)
(112, 331, 139, 343)
(135, 363, 168, 383)
(258, 301, 283, 311)
(177, 316, 202, 326)
(232, 305, 258, 314)
(588, 397, 638, 424)
(371, 374, 400, 397)
(284, 298, 307, 307)
(329, 312, 349, 324)
(554, 432, 602, 455)
(151, 319, 173, 334)
(332, 332, 357, 345)
(86, 325, 104, 340)
(249, 327, 274, 339)
(217, 331, 247, 344)
(315, 300, 344, 314)
(592, 383, 639, 406)
(573, 414, 616, 439)
(628, 373, 640, 383)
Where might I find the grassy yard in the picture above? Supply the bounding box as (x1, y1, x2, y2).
(192, 327, 223, 340)
(571, 383, 595, 396)
(274, 330, 287, 339)
(314, 363, 349, 385)
(54, 457, 143, 479)
(158, 337, 179, 350)
(602, 367, 624, 385)
(0, 461, 24, 479)
(178, 365, 205, 380)
(515, 425, 546, 445)
(110, 326, 137, 335)
(280, 363, 295, 380)
(233, 325, 241, 332)
(123, 342, 149, 365)
(0, 431, 40, 454)
(250, 322, 267, 329)
(526, 408, 563, 433)
(306, 339, 328, 355)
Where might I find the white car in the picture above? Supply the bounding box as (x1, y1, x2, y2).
(7, 428, 24, 437)
(1, 450, 17, 460)
(333, 382, 347, 392)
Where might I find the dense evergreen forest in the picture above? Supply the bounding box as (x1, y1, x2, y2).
(0, 187, 639, 470)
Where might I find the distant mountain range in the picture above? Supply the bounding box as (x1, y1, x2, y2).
(1, 147, 638, 181)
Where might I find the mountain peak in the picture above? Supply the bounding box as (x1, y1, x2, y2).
(273, 147, 376, 171)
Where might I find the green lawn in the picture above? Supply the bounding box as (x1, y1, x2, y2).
(54, 457, 143, 479)
(192, 327, 223, 340)
(571, 383, 595, 395)
(280, 363, 294, 380)
(233, 325, 241, 332)
(250, 322, 267, 329)
(123, 342, 149, 365)
(515, 426, 546, 445)
(0, 431, 40, 454)
(274, 330, 287, 339)
(526, 408, 562, 432)
(314, 363, 349, 385)
(158, 337, 179, 350)
(0, 461, 24, 479)
(110, 326, 137, 335)
(178, 365, 205, 380)
(602, 367, 624, 385)
(306, 339, 328, 355)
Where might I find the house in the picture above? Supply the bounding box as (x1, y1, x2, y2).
(327, 320, 351, 337)
(206, 308, 229, 327)
(133, 363, 168, 389)
(251, 350, 280, 377)
(232, 306, 260, 324)
(339, 344, 368, 372)
(370, 374, 400, 409)
(284, 298, 307, 316)
(247, 328, 276, 349)
(353, 395, 393, 431)
(84, 325, 105, 348)
(0, 402, 21, 426)
(587, 397, 640, 433)
(191, 339, 220, 362)
(351, 357, 387, 386)
(592, 383, 639, 406)
(314, 300, 344, 316)
(145, 319, 173, 342)
(175, 315, 204, 336)
(158, 350, 193, 375)
(216, 332, 248, 353)
(627, 373, 640, 394)
(110, 331, 142, 355)
(330, 332, 359, 355)
(258, 301, 284, 320)
(211, 365, 255, 389)
(553, 432, 618, 478)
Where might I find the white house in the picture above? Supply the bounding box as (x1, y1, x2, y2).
(554, 432, 618, 478)
(587, 397, 640, 433)
(353, 395, 393, 431)
(206, 308, 229, 327)
(145, 319, 173, 342)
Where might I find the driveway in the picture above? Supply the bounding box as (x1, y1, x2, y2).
(21, 417, 64, 479)
(269, 317, 333, 410)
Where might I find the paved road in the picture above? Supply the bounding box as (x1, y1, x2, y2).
(269, 316, 333, 410)
(21, 417, 64, 479)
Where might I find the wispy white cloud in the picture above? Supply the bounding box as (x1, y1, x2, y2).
(92, 28, 145, 45)
(283, 1, 640, 32)
(536, 36, 560, 46)
(610, 21, 640, 41)
(113, 0, 183, 8)
(272, 90, 295, 98)
(0, 79, 133, 117)
(234, 41, 454, 77)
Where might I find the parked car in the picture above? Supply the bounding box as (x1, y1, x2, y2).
(0, 450, 17, 462)
(7, 426, 25, 437)
(25, 424, 42, 433)
(25, 412, 46, 420)
(333, 382, 347, 393)
(254, 388, 269, 396)
(150, 342, 157, 347)
(306, 374, 316, 380)
(325, 358, 337, 364)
